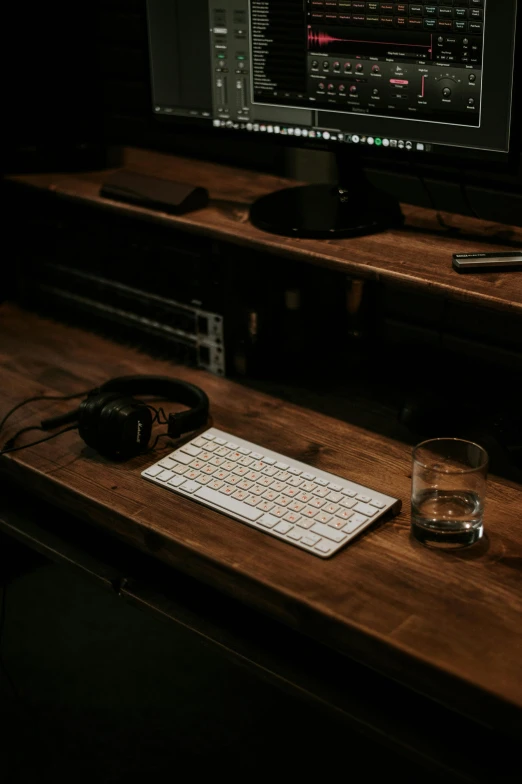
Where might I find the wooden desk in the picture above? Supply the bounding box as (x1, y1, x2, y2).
(1, 303, 521, 759)
(7, 147, 522, 315)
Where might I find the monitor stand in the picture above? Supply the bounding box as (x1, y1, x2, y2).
(249, 148, 404, 239)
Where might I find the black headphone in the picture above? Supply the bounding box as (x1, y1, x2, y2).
(39, 375, 210, 459)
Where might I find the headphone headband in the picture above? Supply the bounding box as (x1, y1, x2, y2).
(97, 375, 209, 438)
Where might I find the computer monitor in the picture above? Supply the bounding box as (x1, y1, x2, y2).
(146, 1, 520, 237)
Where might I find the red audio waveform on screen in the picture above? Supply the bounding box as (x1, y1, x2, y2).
(308, 29, 348, 47)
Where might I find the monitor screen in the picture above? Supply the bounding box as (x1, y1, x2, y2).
(147, 1, 519, 164)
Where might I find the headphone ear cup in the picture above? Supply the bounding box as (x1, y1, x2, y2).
(79, 392, 152, 459)
(78, 391, 123, 452)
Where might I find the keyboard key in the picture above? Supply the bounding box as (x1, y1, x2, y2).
(171, 450, 194, 465)
(246, 470, 260, 482)
(271, 481, 286, 493)
(309, 497, 326, 508)
(214, 437, 227, 445)
(158, 458, 176, 470)
(263, 457, 277, 465)
(226, 442, 238, 449)
(262, 466, 279, 477)
(167, 475, 187, 488)
(180, 444, 202, 457)
(326, 492, 343, 503)
(329, 518, 348, 529)
(310, 522, 347, 543)
(342, 488, 357, 497)
(219, 485, 236, 496)
(238, 456, 254, 466)
(172, 464, 189, 475)
(302, 472, 316, 481)
(284, 511, 302, 524)
(180, 480, 201, 493)
(288, 467, 302, 476)
(344, 513, 368, 531)
(340, 497, 356, 509)
(192, 437, 208, 448)
(244, 494, 261, 506)
(258, 513, 278, 528)
(252, 452, 264, 460)
(313, 486, 330, 498)
(336, 509, 354, 521)
(314, 478, 328, 486)
(275, 495, 292, 507)
(274, 521, 294, 535)
(209, 479, 224, 491)
(275, 470, 290, 482)
(301, 482, 316, 493)
(275, 461, 289, 470)
(302, 506, 319, 519)
(215, 446, 230, 457)
(201, 464, 216, 475)
(199, 442, 217, 452)
(201, 433, 215, 441)
(315, 542, 334, 555)
(258, 476, 273, 487)
(233, 489, 248, 501)
(272, 506, 288, 518)
(185, 469, 201, 481)
(354, 502, 378, 516)
(237, 446, 251, 455)
(287, 529, 303, 541)
(144, 465, 164, 477)
(370, 500, 386, 509)
(315, 512, 332, 525)
(288, 500, 304, 512)
(157, 470, 174, 482)
(225, 473, 241, 485)
(328, 483, 343, 492)
(301, 534, 322, 547)
(237, 479, 253, 491)
(258, 500, 275, 513)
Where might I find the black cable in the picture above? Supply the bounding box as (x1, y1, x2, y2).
(0, 390, 91, 436)
(0, 426, 77, 456)
(460, 179, 482, 220)
(149, 432, 173, 452)
(410, 162, 461, 233)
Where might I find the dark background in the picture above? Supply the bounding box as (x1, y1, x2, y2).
(3, 1, 521, 225)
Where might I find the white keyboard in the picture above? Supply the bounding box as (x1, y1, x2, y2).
(141, 428, 402, 558)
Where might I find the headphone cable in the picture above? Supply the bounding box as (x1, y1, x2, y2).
(0, 390, 91, 436)
(0, 426, 77, 456)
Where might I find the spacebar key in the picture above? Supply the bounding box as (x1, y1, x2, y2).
(194, 486, 264, 521)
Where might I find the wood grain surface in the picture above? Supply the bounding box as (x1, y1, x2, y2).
(1, 304, 522, 735)
(7, 147, 522, 314)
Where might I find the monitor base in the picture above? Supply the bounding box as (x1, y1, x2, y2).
(250, 182, 404, 239)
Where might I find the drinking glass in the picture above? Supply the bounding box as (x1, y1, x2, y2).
(411, 438, 488, 548)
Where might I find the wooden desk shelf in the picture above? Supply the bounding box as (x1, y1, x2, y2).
(7, 147, 522, 314)
(1, 303, 521, 742)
